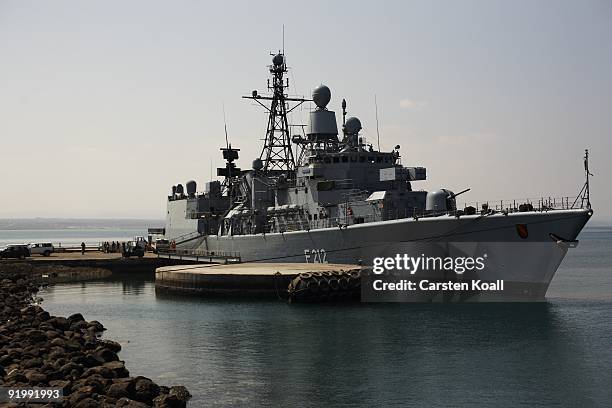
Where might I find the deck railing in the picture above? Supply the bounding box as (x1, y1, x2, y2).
(457, 195, 584, 213)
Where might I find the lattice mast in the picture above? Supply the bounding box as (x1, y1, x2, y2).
(243, 52, 307, 177)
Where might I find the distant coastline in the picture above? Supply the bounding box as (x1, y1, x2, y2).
(0, 218, 165, 231)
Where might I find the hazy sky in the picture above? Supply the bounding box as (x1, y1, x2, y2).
(1, 0, 611, 222)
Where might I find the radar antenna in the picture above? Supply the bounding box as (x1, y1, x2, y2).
(217, 105, 241, 201)
(374, 94, 381, 151)
(243, 50, 309, 177)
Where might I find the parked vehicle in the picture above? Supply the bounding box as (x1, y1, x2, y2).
(28, 242, 55, 256)
(0, 244, 31, 259)
(153, 239, 170, 254)
(124, 241, 145, 258)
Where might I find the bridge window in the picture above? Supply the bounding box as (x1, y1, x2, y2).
(333, 156, 340, 163)
(324, 157, 331, 164)
(342, 156, 348, 163)
(359, 156, 366, 163)
(376, 156, 383, 163)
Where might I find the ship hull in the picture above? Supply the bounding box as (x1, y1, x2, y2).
(179, 209, 591, 301)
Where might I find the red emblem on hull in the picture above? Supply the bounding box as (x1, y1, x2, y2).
(516, 224, 529, 239)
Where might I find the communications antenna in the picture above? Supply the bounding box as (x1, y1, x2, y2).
(243, 50, 309, 177)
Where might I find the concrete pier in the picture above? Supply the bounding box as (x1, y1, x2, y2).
(0, 252, 195, 280)
(155, 263, 361, 298)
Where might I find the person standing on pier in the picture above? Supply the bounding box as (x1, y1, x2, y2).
(81, 242, 86, 255)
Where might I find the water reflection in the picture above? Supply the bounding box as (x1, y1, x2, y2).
(40, 281, 612, 407)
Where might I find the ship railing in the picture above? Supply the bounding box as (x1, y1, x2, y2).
(157, 248, 241, 263)
(341, 189, 370, 201)
(163, 248, 240, 258)
(456, 195, 585, 214)
(266, 213, 382, 233)
(267, 194, 586, 232)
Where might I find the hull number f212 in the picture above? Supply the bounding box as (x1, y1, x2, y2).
(304, 249, 328, 263)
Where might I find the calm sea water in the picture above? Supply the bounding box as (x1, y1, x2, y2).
(39, 227, 612, 407)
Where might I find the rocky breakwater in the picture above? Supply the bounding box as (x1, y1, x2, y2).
(0, 270, 191, 407)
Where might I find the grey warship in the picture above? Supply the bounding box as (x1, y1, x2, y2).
(163, 51, 593, 301)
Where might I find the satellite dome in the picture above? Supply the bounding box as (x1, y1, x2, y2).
(312, 85, 331, 109)
(345, 117, 362, 135)
(272, 53, 284, 66)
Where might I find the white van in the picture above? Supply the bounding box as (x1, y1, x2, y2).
(28, 242, 55, 256)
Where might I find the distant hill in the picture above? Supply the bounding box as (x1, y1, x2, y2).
(0, 218, 165, 230)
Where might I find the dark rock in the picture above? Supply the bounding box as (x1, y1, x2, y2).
(25, 328, 47, 342)
(107, 381, 133, 400)
(22, 357, 43, 368)
(45, 330, 60, 339)
(24, 345, 43, 357)
(40, 362, 56, 373)
(65, 339, 84, 351)
(68, 313, 86, 323)
(133, 376, 161, 403)
(69, 389, 91, 406)
(73, 375, 108, 394)
(88, 320, 105, 332)
(169, 385, 192, 402)
(59, 361, 83, 375)
(74, 397, 102, 408)
(49, 379, 72, 394)
(99, 339, 122, 353)
(6, 371, 27, 383)
(100, 396, 118, 406)
(72, 352, 104, 368)
(71, 320, 90, 331)
(25, 370, 48, 383)
(103, 360, 130, 378)
(20, 305, 41, 315)
(50, 337, 66, 348)
(116, 398, 150, 408)
(47, 317, 70, 330)
(82, 365, 114, 379)
(95, 347, 119, 362)
(36, 310, 51, 321)
(153, 394, 187, 408)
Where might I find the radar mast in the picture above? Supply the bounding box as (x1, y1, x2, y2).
(243, 51, 309, 177)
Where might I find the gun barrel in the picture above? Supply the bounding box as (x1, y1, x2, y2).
(450, 188, 471, 199)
